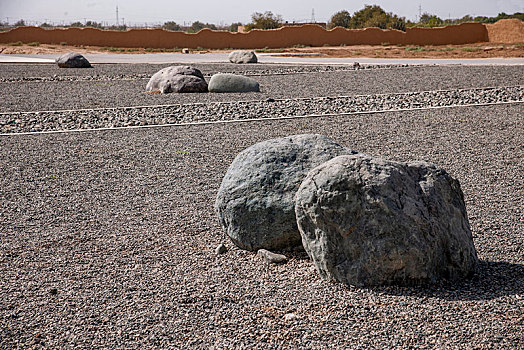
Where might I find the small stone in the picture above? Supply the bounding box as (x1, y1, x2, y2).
(257, 249, 288, 264)
(215, 243, 228, 255)
(283, 313, 297, 321)
(266, 98, 275, 102)
(353, 62, 360, 69)
(146, 66, 207, 93)
(49, 288, 58, 295)
(208, 73, 260, 93)
(182, 48, 190, 54)
(229, 50, 258, 64)
(56, 52, 92, 68)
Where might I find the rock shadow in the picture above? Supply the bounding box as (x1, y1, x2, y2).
(369, 260, 524, 301)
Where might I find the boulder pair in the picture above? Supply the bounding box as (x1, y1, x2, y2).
(146, 66, 260, 94)
(215, 134, 478, 287)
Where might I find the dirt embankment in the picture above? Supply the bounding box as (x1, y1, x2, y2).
(486, 19, 524, 44)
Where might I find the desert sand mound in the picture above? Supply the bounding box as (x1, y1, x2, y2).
(486, 19, 524, 43)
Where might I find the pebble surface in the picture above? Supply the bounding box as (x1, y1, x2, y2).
(0, 63, 523, 349)
(1, 64, 523, 113)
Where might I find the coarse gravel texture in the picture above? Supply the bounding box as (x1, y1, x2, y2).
(1, 64, 523, 112)
(0, 63, 402, 80)
(1, 103, 523, 349)
(1, 86, 522, 134)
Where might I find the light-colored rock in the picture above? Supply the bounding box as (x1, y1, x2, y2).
(215, 243, 228, 255)
(215, 134, 357, 251)
(295, 154, 479, 287)
(258, 249, 288, 264)
(283, 313, 297, 321)
(208, 73, 260, 93)
(228, 50, 258, 64)
(146, 66, 207, 93)
(56, 52, 91, 68)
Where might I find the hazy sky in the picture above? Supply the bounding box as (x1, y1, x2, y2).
(1, 0, 522, 26)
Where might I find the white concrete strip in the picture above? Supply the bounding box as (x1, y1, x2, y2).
(0, 55, 55, 63)
(1, 100, 521, 137)
(1, 53, 523, 65)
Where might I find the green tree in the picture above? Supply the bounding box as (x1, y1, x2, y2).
(163, 21, 181, 31)
(246, 11, 283, 30)
(190, 21, 205, 32)
(14, 19, 25, 27)
(327, 10, 351, 29)
(419, 13, 444, 27)
(85, 21, 102, 28)
(69, 21, 84, 27)
(349, 5, 406, 30)
(188, 21, 217, 32)
(229, 22, 242, 32)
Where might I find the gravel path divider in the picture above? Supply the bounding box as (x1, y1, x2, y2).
(1, 86, 522, 134)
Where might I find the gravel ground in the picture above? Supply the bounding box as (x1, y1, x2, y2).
(1, 104, 523, 349)
(1, 63, 523, 348)
(1, 64, 523, 112)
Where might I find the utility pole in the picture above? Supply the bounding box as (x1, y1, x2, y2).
(311, 8, 316, 23)
(418, 4, 422, 22)
(116, 5, 119, 26)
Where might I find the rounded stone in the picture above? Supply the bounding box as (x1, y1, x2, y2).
(228, 50, 258, 64)
(208, 73, 260, 93)
(295, 154, 479, 287)
(56, 52, 92, 68)
(146, 66, 207, 93)
(215, 134, 357, 251)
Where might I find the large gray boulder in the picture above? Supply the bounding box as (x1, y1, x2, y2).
(295, 155, 479, 287)
(215, 134, 357, 251)
(56, 52, 91, 68)
(208, 73, 260, 93)
(146, 66, 207, 93)
(228, 50, 258, 64)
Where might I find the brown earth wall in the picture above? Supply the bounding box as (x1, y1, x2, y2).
(0, 22, 490, 49)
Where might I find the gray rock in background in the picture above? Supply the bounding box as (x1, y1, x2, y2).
(228, 50, 258, 64)
(146, 66, 207, 93)
(208, 73, 260, 93)
(295, 154, 479, 287)
(56, 52, 92, 68)
(215, 134, 357, 251)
